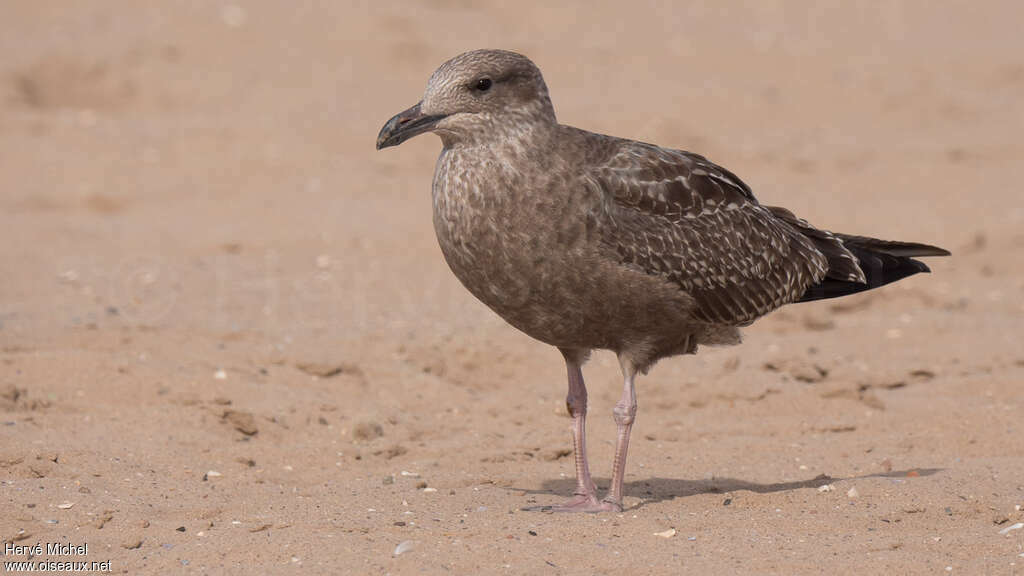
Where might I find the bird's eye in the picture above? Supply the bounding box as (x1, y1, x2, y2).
(474, 78, 492, 92)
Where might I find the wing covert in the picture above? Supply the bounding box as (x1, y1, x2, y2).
(590, 142, 829, 325)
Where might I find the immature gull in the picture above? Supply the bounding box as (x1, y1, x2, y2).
(376, 49, 949, 512)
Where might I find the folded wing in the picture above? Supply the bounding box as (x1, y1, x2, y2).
(590, 142, 834, 326)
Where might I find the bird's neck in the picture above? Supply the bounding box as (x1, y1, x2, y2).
(440, 104, 557, 154)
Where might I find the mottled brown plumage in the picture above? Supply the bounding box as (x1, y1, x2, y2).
(377, 49, 949, 512)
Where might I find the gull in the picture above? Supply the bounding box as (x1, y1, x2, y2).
(376, 49, 948, 512)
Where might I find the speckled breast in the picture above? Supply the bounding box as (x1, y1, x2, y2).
(430, 146, 601, 345)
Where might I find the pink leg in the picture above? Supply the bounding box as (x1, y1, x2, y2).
(601, 356, 638, 511)
(529, 349, 615, 513)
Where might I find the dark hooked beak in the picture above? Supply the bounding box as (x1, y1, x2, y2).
(376, 102, 447, 150)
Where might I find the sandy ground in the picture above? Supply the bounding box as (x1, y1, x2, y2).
(2, 1, 1023, 574)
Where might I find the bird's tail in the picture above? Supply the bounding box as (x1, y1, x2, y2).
(765, 206, 950, 303)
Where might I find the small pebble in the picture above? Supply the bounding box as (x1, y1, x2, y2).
(57, 501, 75, 509)
(818, 484, 835, 493)
(423, 487, 437, 493)
(400, 471, 420, 478)
(847, 487, 859, 498)
(653, 528, 676, 538)
(223, 410, 259, 436)
(352, 421, 384, 441)
(214, 369, 227, 380)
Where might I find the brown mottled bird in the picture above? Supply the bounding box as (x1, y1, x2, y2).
(376, 49, 949, 512)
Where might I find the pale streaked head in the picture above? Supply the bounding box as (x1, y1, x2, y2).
(376, 49, 556, 150)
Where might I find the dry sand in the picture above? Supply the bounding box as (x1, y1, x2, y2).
(2, 2, 1023, 574)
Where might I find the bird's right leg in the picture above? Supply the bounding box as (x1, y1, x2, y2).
(541, 348, 605, 512)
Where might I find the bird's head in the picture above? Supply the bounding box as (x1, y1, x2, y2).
(376, 49, 555, 150)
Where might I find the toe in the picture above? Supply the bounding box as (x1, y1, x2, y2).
(523, 495, 621, 513)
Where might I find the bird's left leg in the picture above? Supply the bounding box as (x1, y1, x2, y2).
(601, 355, 638, 512)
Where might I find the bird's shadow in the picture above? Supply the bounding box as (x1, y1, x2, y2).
(511, 468, 942, 512)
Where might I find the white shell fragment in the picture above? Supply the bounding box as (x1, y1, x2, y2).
(998, 522, 1023, 536)
(393, 540, 416, 556)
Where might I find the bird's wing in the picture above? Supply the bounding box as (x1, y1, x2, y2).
(588, 141, 831, 325)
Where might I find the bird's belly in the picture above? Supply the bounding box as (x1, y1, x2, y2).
(434, 219, 703, 352)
